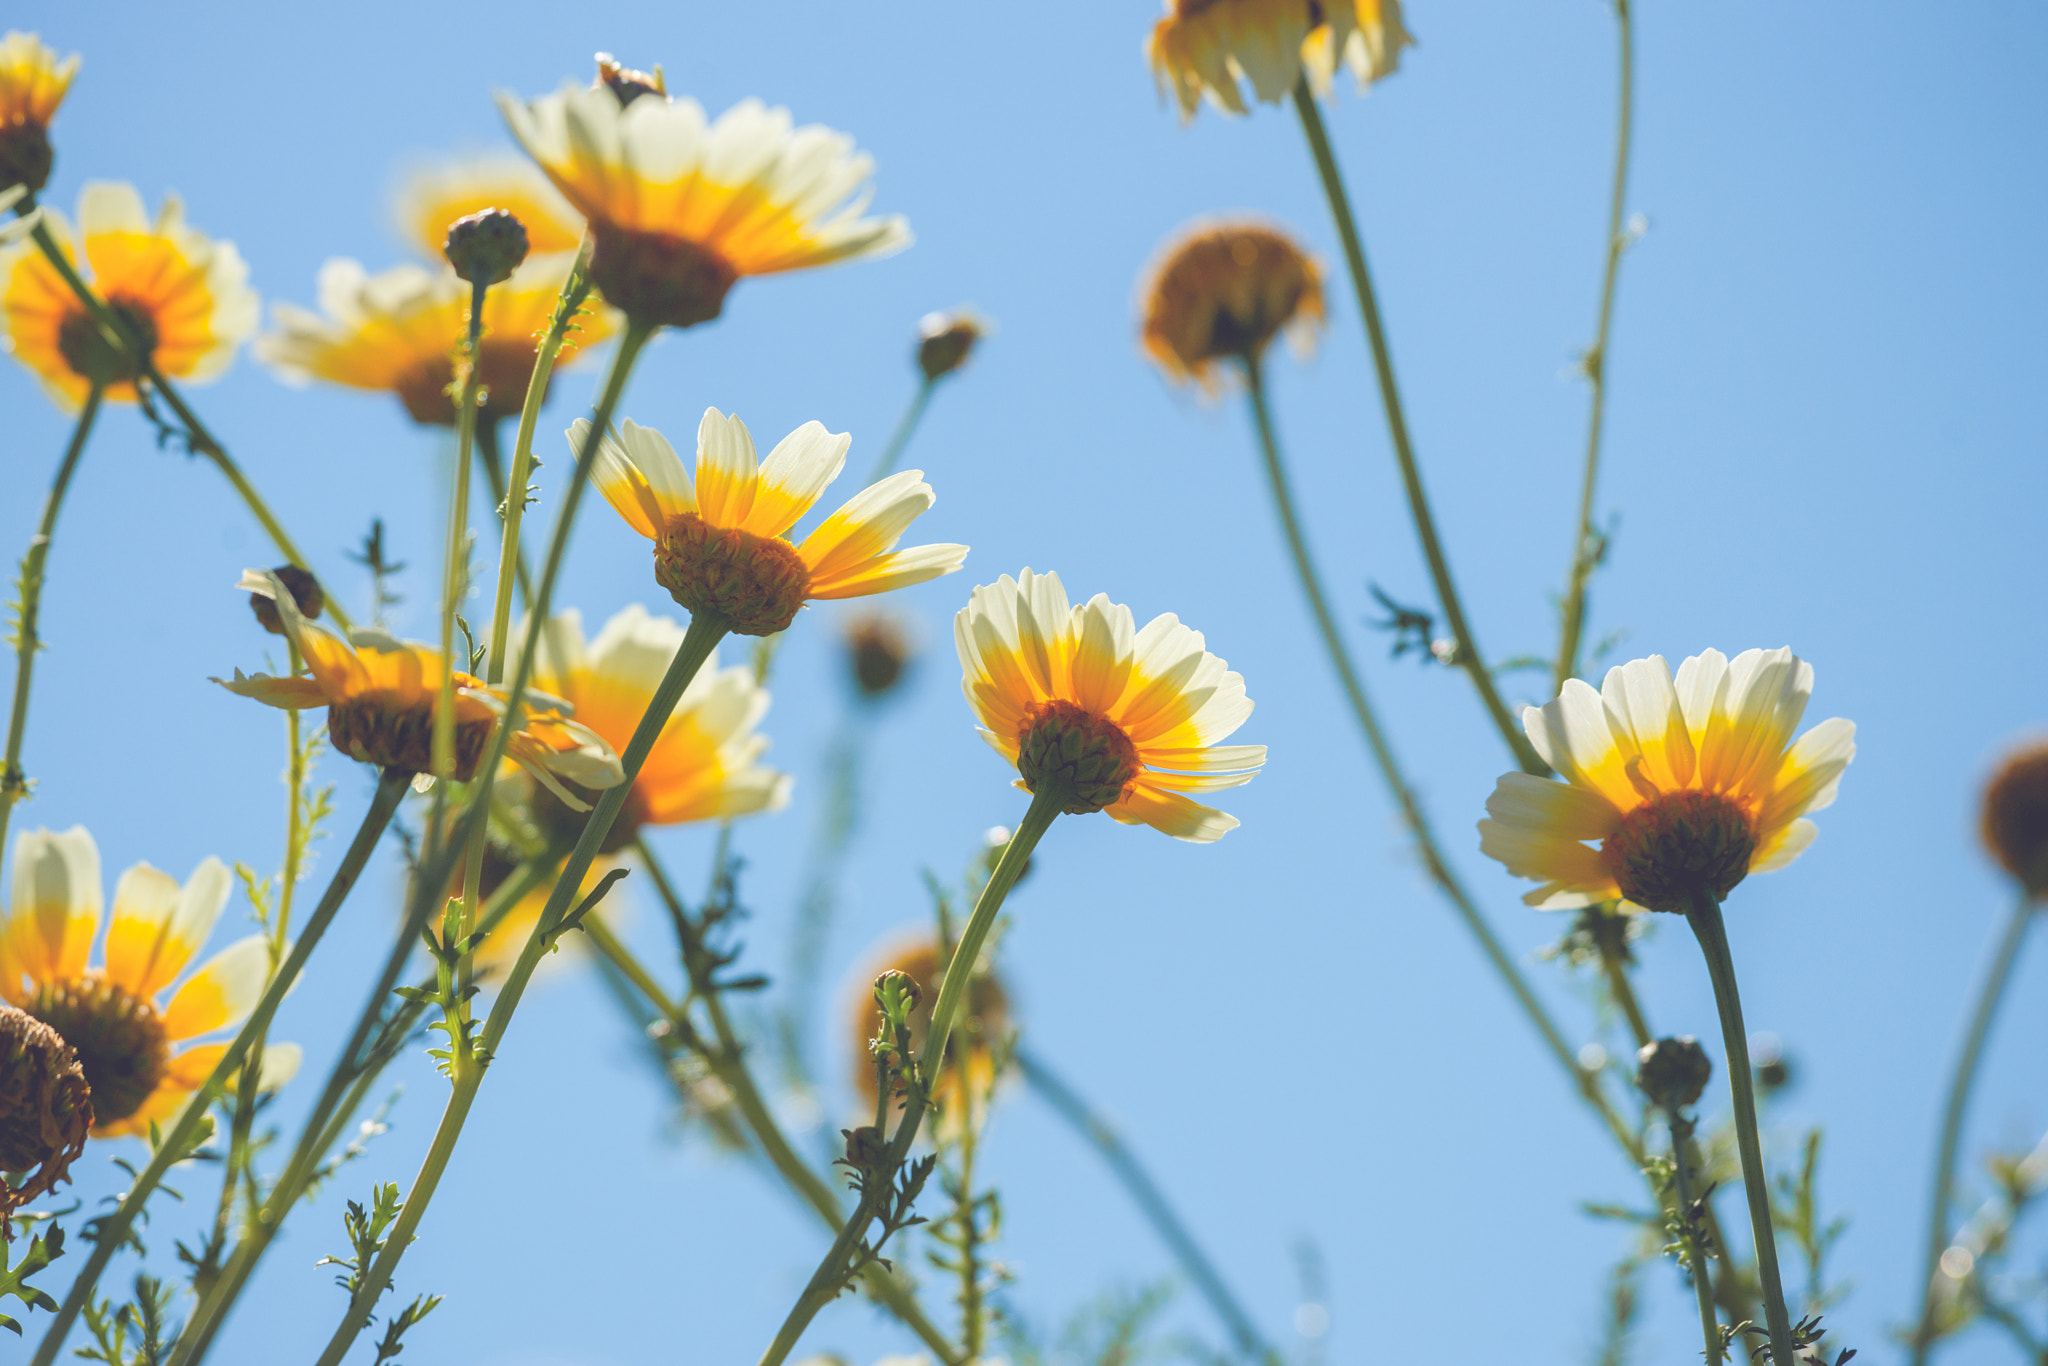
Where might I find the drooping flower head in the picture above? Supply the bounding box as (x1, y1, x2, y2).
(216, 572, 624, 805)
(0, 32, 78, 198)
(0, 828, 299, 1137)
(1148, 0, 1413, 121)
(847, 932, 1010, 1133)
(0, 1000, 90, 1231)
(1981, 737, 2048, 897)
(575, 410, 968, 637)
(1141, 219, 1324, 391)
(0, 181, 256, 411)
(257, 252, 617, 427)
(497, 60, 910, 328)
(393, 151, 585, 261)
(955, 570, 1266, 842)
(1479, 649, 1857, 914)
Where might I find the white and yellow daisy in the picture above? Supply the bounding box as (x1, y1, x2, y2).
(1148, 0, 1413, 121)
(573, 410, 968, 637)
(0, 31, 79, 197)
(393, 150, 585, 261)
(1478, 648, 1857, 913)
(0, 827, 299, 1137)
(955, 569, 1266, 842)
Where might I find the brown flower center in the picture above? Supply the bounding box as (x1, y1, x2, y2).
(588, 222, 738, 330)
(328, 698, 495, 779)
(56, 297, 158, 387)
(531, 777, 644, 855)
(654, 512, 811, 637)
(0, 1002, 91, 1219)
(1983, 743, 2048, 896)
(1599, 790, 1757, 914)
(1016, 699, 1141, 815)
(394, 337, 552, 427)
(25, 977, 167, 1126)
(0, 121, 54, 198)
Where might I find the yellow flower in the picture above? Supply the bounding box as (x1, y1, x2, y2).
(498, 76, 910, 327)
(574, 410, 968, 637)
(848, 933, 1009, 1135)
(955, 569, 1266, 842)
(0, 827, 300, 1137)
(256, 251, 616, 427)
(1148, 0, 1413, 120)
(392, 151, 585, 260)
(0, 181, 257, 411)
(216, 571, 623, 804)
(0, 31, 79, 197)
(1478, 649, 1857, 914)
(1140, 219, 1324, 391)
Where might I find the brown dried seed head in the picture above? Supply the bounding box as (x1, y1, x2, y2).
(0, 1003, 91, 1236)
(1982, 739, 2048, 896)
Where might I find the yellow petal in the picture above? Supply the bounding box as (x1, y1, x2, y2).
(103, 857, 229, 998)
(6, 825, 101, 986)
(160, 934, 271, 1040)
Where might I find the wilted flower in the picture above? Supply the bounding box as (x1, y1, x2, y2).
(1479, 649, 1856, 914)
(574, 409, 967, 637)
(393, 151, 584, 260)
(0, 181, 256, 410)
(1147, 0, 1413, 121)
(1140, 219, 1323, 391)
(955, 569, 1266, 842)
(0, 31, 79, 198)
(848, 933, 1009, 1130)
(1981, 738, 2048, 896)
(0, 1000, 90, 1231)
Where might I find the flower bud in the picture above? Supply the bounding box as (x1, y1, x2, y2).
(915, 309, 985, 382)
(249, 564, 325, 635)
(1635, 1035, 1711, 1111)
(0, 1002, 92, 1230)
(845, 612, 912, 698)
(594, 52, 666, 107)
(842, 1123, 887, 1169)
(443, 208, 530, 288)
(1982, 738, 2048, 896)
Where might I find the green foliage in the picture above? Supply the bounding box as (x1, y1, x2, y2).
(316, 1183, 408, 1298)
(1771, 1130, 1850, 1316)
(0, 1222, 64, 1335)
(75, 1273, 176, 1366)
(370, 1292, 443, 1364)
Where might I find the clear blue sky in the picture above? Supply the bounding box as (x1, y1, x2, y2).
(8, 2, 2046, 1363)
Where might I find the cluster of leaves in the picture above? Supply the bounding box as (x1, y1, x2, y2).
(76, 1273, 176, 1366)
(0, 1220, 64, 1335)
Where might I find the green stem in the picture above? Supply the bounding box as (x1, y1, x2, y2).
(1552, 0, 1635, 694)
(866, 376, 936, 485)
(1668, 1111, 1725, 1364)
(30, 768, 408, 1366)
(1911, 891, 2037, 1365)
(0, 381, 102, 858)
(1016, 1048, 1278, 1366)
(1686, 893, 1795, 1366)
(755, 788, 1062, 1366)
(1287, 82, 1546, 777)
(310, 612, 725, 1366)
(1593, 920, 1653, 1050)
(434, 279, 488, 782)
(474, 421, 534, 613)
(1241, 363, 1633, 1159)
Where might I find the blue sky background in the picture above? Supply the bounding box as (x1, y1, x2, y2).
(7, 2, 2047, 1363)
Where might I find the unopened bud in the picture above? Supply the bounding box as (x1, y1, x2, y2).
(916, 309, 985, 382)
(595, 52, 666, 107)
(1635, 1036, 1711, 1111)
(873, 968, 921, 1021)
(1982, 739, 2048, 896)
(250, 565, 325, 635)
(843, 1124, 886, 1168)
(845, 612, 912, 697)
(1751, 1032, 1794, 1095)
(444, 208, 530, 287)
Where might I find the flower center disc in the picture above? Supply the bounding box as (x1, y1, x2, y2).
(328, 698, 494, 779)
(1016, 699, 1141, 814)
(1599, 790, 1757, 914)
(56, 298, 158, 387)
(655, 513, 811, 637)
(26, 977, 169, 1125)
(588, 223, 739, 330)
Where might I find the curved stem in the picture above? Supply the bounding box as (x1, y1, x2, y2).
(755, 788, 1061, 1366)
(1667, 1111, 1725, 1364)
(0, 382, 103, 857)
(1552, 0, 1635, 694)
(867, 376, 936, 485)
(31, 769, 408, 1366)
(1017, 1047, 1279, 1366)
(1911, 891, 2037, 1364)
(1287, 82, 1546, 777)
(1686, 893, 1795, 1366)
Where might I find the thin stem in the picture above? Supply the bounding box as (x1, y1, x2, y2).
(866, 376, 936, 485)
(1686, 893, 1795, 1366)
(1668, 1111, 1725, 1364)
(31, 769, 409, 1366)
(473, 421, 534, 612)
(1911, 891, 2037, 1364)
(1017, 1047, 1279, 1366)
(1241, 363, 1633, 1159)
(434, 278, 488, 782)
(779, 707, 865, 1084)
(1287, 82, 1546, 777)
(755, 788, 1062, 1366)
(0, 382, 103, 857)
(1552, 0, 1636, 694)
(1593, 919, 1653, 1050)
(276, 642, 307, 949)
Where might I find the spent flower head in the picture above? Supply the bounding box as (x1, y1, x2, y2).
(1981, 737, 2048, 897)
(0, 1000, 90, 1230)
(1141, 219, 1323, 391)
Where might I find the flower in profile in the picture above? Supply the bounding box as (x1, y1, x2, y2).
(498, 66, 910, 328)
(217, 571, 623, 803)
(0, 181, 257, 411)
(0, 827, 300, 1137)
(0, 31, 79, 198)
(955, 569, 1266, 842)
(1981, 738, 2048, 897)
(574, 410, 968, 637)
(257, 252, 616, 427)
(848, 933, 1009, 1131)
(916, 308, 986, 383)
(1140, 219, 1324, 391)
(1147, 0, 1413, 121)
(1478, 649, 1857, 914)
(392, 151, 584, 261)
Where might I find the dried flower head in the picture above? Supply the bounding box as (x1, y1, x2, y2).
(248, 564, 324, 635)
(845, 612, 914, 698)
(848, 934, 1009, 1129)
(0, 1001, 90, 1233)
(1147, 0, 1413, 121)
(916, 309, 985, 382)
(1981, 738, 2048, 896)
(1141, 220, 1324, 391)
(1635, 1035, 1711, 1111)
(0, 32, 79, 199)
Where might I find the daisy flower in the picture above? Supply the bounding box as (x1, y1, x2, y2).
(393, 151, 585, 261)
(573, 409, 967, 637)
(1148, 0, 1413, 121)
(0, 31, 78, 198)
(1140, 219, 1324, 391)
(955, 569, 1266, 842)
(0, 181, 256, 411)
(1478, 648, 1857, 914)
(0, 827, 298, 1136)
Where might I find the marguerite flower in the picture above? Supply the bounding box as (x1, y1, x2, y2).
(498, 67, 910, 328)
(1140, 219, 1324, 391)
(393, 151, 585, 260)
(574, 410, 968, 637)
(0, 827, 299, 1137)
(0, 31, 78, 198)
(1478, 648, 1857, 914)
(955, 569, 1266, 842)
(216, 571, 623, 804)
(0, 181, 256, 411)
(257, 252, 616, 427)
(1148, 0, 1413, 121)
